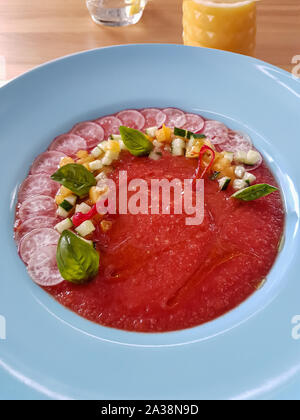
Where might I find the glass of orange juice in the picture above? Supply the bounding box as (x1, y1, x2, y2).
(183, 0, 257, 56)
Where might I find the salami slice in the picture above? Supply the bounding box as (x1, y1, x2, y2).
(162, 108, 187, 128)
(14, 216, 57, 246)
(71, 122, 104, 148)
(18, 174, 59, 203)
(182, 113, 205, 133)
(30, 151, 66, 175)
(19, 195, 57, 222)
(49, 134, 87, 157)
(95, 115, 122, 137)
(219, 131, 253, 153)
(28, 245, 64, 286)
(19, 228, 60, 264)
(116, 110, 145, 130)
(201, 120, 229, 145)
(140, 108, 166, 128)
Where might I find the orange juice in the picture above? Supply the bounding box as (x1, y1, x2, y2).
(183, 0, 257, 56)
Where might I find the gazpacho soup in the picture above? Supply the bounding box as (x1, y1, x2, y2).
(14, 108, 284, 332)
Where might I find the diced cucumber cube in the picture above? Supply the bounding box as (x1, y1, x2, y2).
(75, 220, 95, 237)
(54, 218, 73, 234)
(75, 202, 92, 214)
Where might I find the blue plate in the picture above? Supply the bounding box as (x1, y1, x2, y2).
(1, 45, 300, 400)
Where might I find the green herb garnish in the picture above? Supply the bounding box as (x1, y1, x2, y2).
(231, 184, 278, 201)
(56, 230, 99, 284)
(51, 163, 96, 198)
(119, 126, 153, 157)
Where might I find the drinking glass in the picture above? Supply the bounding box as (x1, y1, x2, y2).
(86, 0, 148, 27)
(183, 0, 257, 56)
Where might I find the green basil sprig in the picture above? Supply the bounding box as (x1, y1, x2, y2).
(51, 163, 96, 197)
(119, 126, 154, 157)
(56, 230, 99, 284)
(231, 184, 278, 201)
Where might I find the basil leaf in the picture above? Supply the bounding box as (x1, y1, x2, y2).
(51, 163, 96, 197)
(119, 126, 153, 157)
(56, 230, 99, 284)
(231, 184, 278, 201)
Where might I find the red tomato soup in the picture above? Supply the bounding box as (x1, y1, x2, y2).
(14, 109, 285, 333)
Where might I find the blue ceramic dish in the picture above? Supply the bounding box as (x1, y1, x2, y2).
(0, 45, 300, 400)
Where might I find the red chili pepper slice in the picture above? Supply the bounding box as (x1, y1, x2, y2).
(72, 204, 98, 227)
(193, 145, 216, 183)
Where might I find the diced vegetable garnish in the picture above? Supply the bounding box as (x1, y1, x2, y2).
(60, 156, 74, 167)
(95, 172, 108, 182)
(75, 220, 96, 237)
(155, 125, 173, 143)
(222, 152, 234, 163)
(186, 137, 204, 158)
(218, 177, 231, 191)
(243, 172, 256, 185)
(109, 134, 122, 141)
(72, 204, 98, 227)
(174, 127, 206, 140)
(210, 171, 221, 181)
(56, 206, 69, 218)
(98, 140, 109, 151)
(245, 150, 261, 166)
(75, 202, 92, 214)
(59, 199, 73, 212)
(102, 151, 117, 166)
(233, 179, 248, 191)
(89, 159, 103, 171)
(235, 166, 246, 179)
(173, 127, 187, 138)
(89, 185, 108, 204)
(171, 138, 186, 156)
(149, 150, 162, 160)
(234, 150, 247, 164)
(91, 146, 102, 158)
(235, 150, 262, 166)
(54, 218, 73, 234)
(231, 184, 278, 201)
(145, 127, 158, 138)
(100, 220, 113, 233)
(56, 230, 99, 283)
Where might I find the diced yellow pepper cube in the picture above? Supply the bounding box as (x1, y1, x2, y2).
(76, 150, 89, 159)
(108, 140, 121, 153)
(55, 186, 73, 205)
(77, 155, 95, 165)
(89, 186, 108, 204)
(100, 220, 112, 233)
(60, 156, 74, 167)
(83, 163, 91, 171)
(155, 125, 173, 143)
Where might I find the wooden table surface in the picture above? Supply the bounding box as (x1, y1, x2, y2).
(0, 0, 299, 80)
